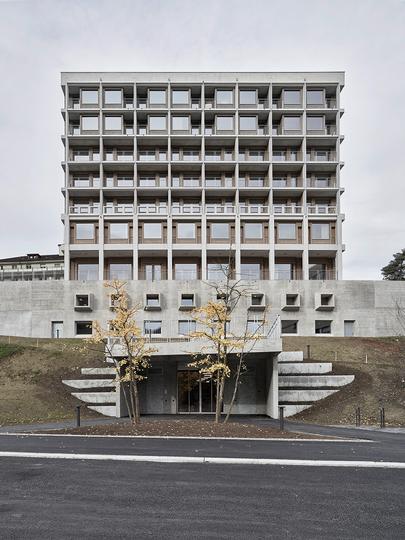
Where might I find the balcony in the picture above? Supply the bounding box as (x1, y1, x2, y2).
(71, 151, 100, 162)
(309, 269, 336, 280)
(104, 176, 134, 188)
(172, 151, 201, 161)
(306, 178, 336, 189)
(138, 177, 167, 188)
(205, 151, 234, 161)
(69, 204, 100, 215)
(272, 151, 302, 162)
(307, 125, 337, 136)
(239, 205, 269, 215)
(238, 177, 268, 188)
(172, 204, 202, 215)
(273, 205, 303, 215)
(172, 177, 201, 188)
(70, 177, 100, 188)
(239, 151, 268, 161)
(306, 151, 336, 162)
(273, 178, 301, 188)
(205, 204, 236, 215)
(138, 204, 168, 215)
(138, 151, 167, 161)
(307, 205, 337, 215)
(205, 177, 234, 189)
(0, 268, 64, 282)
(104, 150, 134, 162)
(104, 204, 134, 215)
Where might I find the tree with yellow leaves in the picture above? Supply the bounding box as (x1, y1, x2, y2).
(88, 280, 157, 424)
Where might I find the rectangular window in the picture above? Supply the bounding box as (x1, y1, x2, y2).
(344, 320, 355, 337)
(178, 320, 196, 335)
(146, 294, 160, 308)
(216, 116, 234, 131)
(307, 116, 324, 131)
(307, 89, 324, 106)
(278, 223, 296, 240)
(81, 116, 99, 131)
(239, 116, 257, 131)
(239, 90, 257, 105)
(180, 293, 195, 308)
(210, 222, 230, 240)
(247, 319, 264, 334)
(244, 222, 263, 240)
(177, 222, 196, 240)
(149, 116, 167, 131)
(175, 263, 197, 280)
(241, 263, 261, 280)
(75, 321, 93, 336)
(275, 263, 293, 279)
(77, 263, 98, 281)
(172, 89, 189, 105)
(315, 320, 332, 334)
(281, 320, 298, 334)
(109, 263, 132, 280)
(172, 116, 190, 131)
(81, 89, 98, 105)
(76, 223, 95, 240)
(104, 89, 122, 106)
(283, 90, 301, 106)
(149, 89, 166, 105)
(207, 263, 229, 280)
(309, 263, 327, 280)
(283, 116, 301, 131)
(104, 116, 122, 131)
(109, 223, 129, 240)
(311, 223, 330, 240)
(143, 222, 162, 239)
(216, 89, 234, 105)
(144, 320, 162, 335)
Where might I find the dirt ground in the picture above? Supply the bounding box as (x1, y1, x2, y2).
(283, 336, 405, 426)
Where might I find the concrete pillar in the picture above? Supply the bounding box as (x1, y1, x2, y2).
(266, 353, 279, 418)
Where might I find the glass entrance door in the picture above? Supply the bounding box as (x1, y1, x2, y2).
(177, 371, 216, 413)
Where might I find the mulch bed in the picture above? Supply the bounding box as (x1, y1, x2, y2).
(42, 419, 322, 439)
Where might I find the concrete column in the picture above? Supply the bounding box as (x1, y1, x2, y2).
(266, 353, 279, 418)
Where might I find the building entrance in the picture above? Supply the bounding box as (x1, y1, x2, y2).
(177, 370, 216, 413)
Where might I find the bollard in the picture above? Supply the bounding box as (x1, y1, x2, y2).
(306, 344, 311, 360)
(279, 406, 285, 431)
(379, 407, 385, 429)
(76, 405, 81, 428)
(355, 407, 361, 427)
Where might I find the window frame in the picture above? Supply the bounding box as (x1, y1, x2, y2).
(104, 115, 123, 133)
(75, 223, 95, 241)
(172, 89, 191, 107)
(215, 88, 234, 107)
(104, 89, 123, 107)
(148, 115, 167, 132)
(277, 223, 297, 241)
(109, 222, 129, 241)
(80, 89, 99, 107)
(143, 222, 163, 240)
(148, 88, 167, 107)
(239, 89, 257, 106)
(215, 115, 234, 133)
(239, 115, 258, 132)
(80, 115, 99, 133)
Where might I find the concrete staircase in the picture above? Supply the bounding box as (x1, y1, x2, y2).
(62, 367, 118, 417)
(278, 351, 354, 417)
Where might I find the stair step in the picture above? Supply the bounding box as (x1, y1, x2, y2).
(279, 388, 339, 402)
(279, 375, 354, 388)
(62, 379, 115, 389)
(279, 362, 332, 375)
(81, 367, 116, 375)
(71, 391, 117, 404)
(87, 405, 117, 417)
(278, 351, 303, 363)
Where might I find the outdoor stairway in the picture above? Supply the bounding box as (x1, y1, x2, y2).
(62, 367, 118, 417)
(278, 351, 354, 417)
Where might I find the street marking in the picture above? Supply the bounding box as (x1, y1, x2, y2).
(0, 452, 401, 468)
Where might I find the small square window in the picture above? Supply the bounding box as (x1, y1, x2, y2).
(149, 89, 166, 105)
(81, 89, 98, 105)
(109, 223, 129, 240)
(278, 223, 296, 240)
(172, 116, 190, 131)
(172, 90, 189, 105)
(311, 223, 330, 240)
(75, 321, 93, 335)
(149, 116, 167, 131)
(216, 116, 234, 131)
(178, 320, 196, 335)
(76, 223, 95, 241)
(315, 320, 331, 334)
(239, 116, 257, 131)
(283, 116, 301, 131)
(145, 293, 161, 310)
(104, 89, 122, 106)
(143, 223, 162, 240)
(180, 293, 195, 309)
(216, 89, 234, 105)
(104, 116, 122, 131)
(239, 90, 257, 106)
(281, 320, 298, 334)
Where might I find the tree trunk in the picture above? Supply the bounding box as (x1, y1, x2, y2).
(129, 381, 136, 424)
(133, 379, 141, 423)
(215, 369, 221, 423)
(216, 373, 226, 423)
(224, 357, 243, 423)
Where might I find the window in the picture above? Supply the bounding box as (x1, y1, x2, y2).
(244, 222, 263, 240)
(239, 90, 256, 105)
(311, 223, 330, 240)
(314, 176, 330, 188)
(109, 223, 129, 240)
(216, 116, 234, 131)
(208, 263, 229, 280)
(149, 116, 167, 131)
(315, 320, 332, 334)
(104, 116, 122, 131)
(241, 263, 261, 280)
(75, 294, 90, 307)
(51, 321, 63, 339)
(104, 89, 122, 106)
(81, 89, 98, 105)
(307, 116, 324, 131)
(149, 89, 166, 105)
(144, 264, 162, 281)
(172, 89, 189, 105)
(178, 320, 196, 335)
(307, 89, 324, 106)
(251, 293, 265, 307)
(309, 263, 327, 280)
(247, 319, 264, 334)
(175, 263, 197, 280)
(283, 89, 301, 106)
(239, 116, 257, 131)
(177, 222, 196, 240)
(275, 263, 293, 279)
(281, 320, 298, 334)
(216, 89, 233, 105)
(283, 116, 301, 131)
(286, 294, 299, 306)
(172, 116, 190, 131)
(75, 321, 93, 335)
(144, 320, 162, 335)
(145, 294, 160, 308)
(180, 293, 195, 308)
(76, 223, 95, 240)
(77, 263, 98, 281)
(278, 223, 296, 240)
(109, 263, 132, 280)
(81, 116, 99, 131)
(143, 222, 162, 239)
(344, 320, 355, 337)
(210, 222, 229, 240)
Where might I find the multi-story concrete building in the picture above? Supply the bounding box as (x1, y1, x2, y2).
(61, 71, 345, 284)
(0, 252, 64, 282)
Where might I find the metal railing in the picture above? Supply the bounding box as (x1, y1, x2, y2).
(306, 178, 336, 189)
(307, 205, 337, 215)
(309, 270, 336, 280)
(69, 205, 100, 215)
(239, 205, 269, 215)
(0, 269, 64, 281)
(205, 204, 235, 215)
(172, 204, 202, 215)
(273, 205, 303, 215)
(306, 152, 336, 162)
(274, 270, 303, 280)
(238, 178, 268, 188)
(172, 178, 201, 188)
(138, 178, 168, 188)
(104, 204, 134, 215)
(138, 204, 168, 215)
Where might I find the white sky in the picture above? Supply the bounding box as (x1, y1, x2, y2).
(0, 0, 404, 279)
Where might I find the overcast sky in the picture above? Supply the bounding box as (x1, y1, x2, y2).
(0, 0, 404, 279)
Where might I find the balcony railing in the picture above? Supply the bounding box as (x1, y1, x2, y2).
(273, 178, 301, 188)
(70, 178, 100, 188)
(307, 98, 337, 109)
(239, 99, 269, 109)
(172, 204, 202, 215)
(104, 178, 134, 188)
(205, 152, 234, 161)
(104, 204, 134, 215)
(205, 204, 236, 215)
(238, 178, 268, 188)
(69, 205, 99, 215)
(306, 178, 336, 189)
(309, 270, 336, 280)
(72, 152, 100, 162)
(274, 270, 303, 280)
(239, 205, 269, 215)
(172, 178, 201, 188)
(204, 127, 235, 135)
(306, 151, 336, 162)
(205, 178, 234, 188)
(273, 205, 303, 215)
(307, 125, 337, 136)
(138, 204, 168, 215)
(138, 152, 167, 161)
(172, 152, 200, 161)
(105, 152, 134, 162)
(307, 205, 337, 215)
(0, 269, 64, 282)
(239, 152, 268, 161)
(138, 178, 168, 188)
(272, 152, 302, 161)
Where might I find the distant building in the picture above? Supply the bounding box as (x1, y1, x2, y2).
(0, 253, 64, 281)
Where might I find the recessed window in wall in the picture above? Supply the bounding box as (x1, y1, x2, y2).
(81, 89, 98, 105)
(149, 89, 166, 105)
(76, 223, 95, 240)
(315, 320, 332, 334)
(172, 116, 190, 131)
(77, 263, 98, 281)
(283, 116, 301, 132)
(109, 263, 132, 280)
(216, 116, 234, 131)
(149, 116, 167, 131)
(244, 222, 263, 240)
(239, 116, 257, 131)
(283, 89, 301, 106)
(174, 263, 198, 280)
(275, 263, 293, 279)
(278, 223, 296, 240)
(216, 89, 234, 105)
(239, 90, 257, 105)
(208, 263, 229, 280)
(104, 116, 123, 131)
(307, 89, 324, 106)
(104, 89, 122, 106)
(307, 116, 324, 131)
(177, 222, 196, 240)
(210, 222, 230, 240)
(344, 320, 355, 337)
(144, 320, 162, 335)
(81, 116, 99, 131)
(281, 320, 298, 334)
(311, 223, 330, 240)
(109, 223, 129, 240)
(143, 222, 162, 239)
(178, 320, 196, 335)
(172, 90, 189, 105)
(241, 263, 261, 280)
(75, 321, 93, 335)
